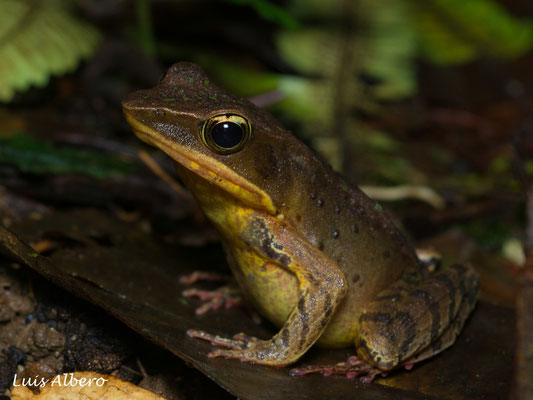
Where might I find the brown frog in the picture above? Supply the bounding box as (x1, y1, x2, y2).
(122, 62, 479, 381)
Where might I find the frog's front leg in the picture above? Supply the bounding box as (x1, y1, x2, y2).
(188, 213, 348, 366)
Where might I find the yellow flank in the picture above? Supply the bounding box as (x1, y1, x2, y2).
(185, 175, 302, 328)
(233, 247, 299, 327)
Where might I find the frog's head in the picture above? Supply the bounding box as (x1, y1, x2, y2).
(123, 62, 312, 216)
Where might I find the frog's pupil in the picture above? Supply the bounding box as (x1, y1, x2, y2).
(211, 121, 244, 149)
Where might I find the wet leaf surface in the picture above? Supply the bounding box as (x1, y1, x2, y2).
(0, 210, 514, 400)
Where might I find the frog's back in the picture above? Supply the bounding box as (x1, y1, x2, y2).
(282, 151, 418, 289)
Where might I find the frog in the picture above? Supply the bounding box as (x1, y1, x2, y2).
(122, 62, 479, 381)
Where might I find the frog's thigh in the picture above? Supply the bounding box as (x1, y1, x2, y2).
(402, 283, 477, 366)
(356, 264, 479, 370)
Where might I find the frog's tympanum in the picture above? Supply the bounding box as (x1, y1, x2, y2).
(123, 63, 479, 381)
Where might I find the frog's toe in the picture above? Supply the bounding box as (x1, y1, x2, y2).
(232, 332, 262, 343)
(179, 271, 230, 284)
(207, 348, 249, 360)
(206, 343, 289, 366)
(182, 286, 243, 315)
(290, 355, 384, 383)
(187, 329, 251, 350)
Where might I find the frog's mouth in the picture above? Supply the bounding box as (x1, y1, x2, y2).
(125, 115, 277, 215)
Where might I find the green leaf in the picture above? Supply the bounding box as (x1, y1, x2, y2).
(0, 133, 135, 179)
(0, 0, 101, 102)
(134, 0, 156, 55)
(285, 0, 345, 19)
(358, 0, 417, 99)
(197, 58, 281, 97)
(225, 0, 301, 30)
(413, 0, 533, 64)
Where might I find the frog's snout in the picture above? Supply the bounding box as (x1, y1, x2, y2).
(160, 62, 210, 87)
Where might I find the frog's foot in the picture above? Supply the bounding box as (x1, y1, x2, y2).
(289, 356, 385, 383)
(187, 329, 301, 365)
(179, 271, 230, 284)
(182, 286, 243, 315)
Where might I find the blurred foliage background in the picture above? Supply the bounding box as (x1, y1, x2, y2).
(0, 0, 530, 298)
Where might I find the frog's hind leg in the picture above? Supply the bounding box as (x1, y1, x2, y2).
(356, 263, 479, 371)
(399, 279, 479, 368)
(290, 264, 478, 383)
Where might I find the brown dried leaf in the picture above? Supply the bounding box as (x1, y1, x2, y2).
(0, 210, 515, 400)
(11, 371, 164, 400)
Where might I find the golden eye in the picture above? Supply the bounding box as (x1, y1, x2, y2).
(201, 114, 251, 154)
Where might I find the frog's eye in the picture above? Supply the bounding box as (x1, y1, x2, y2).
(201, 114, 251, 155)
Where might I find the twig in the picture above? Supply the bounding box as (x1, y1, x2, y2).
(137, 149, 192, 199)
(512, 120, 533, 400)
(360, 184, 446, 209)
